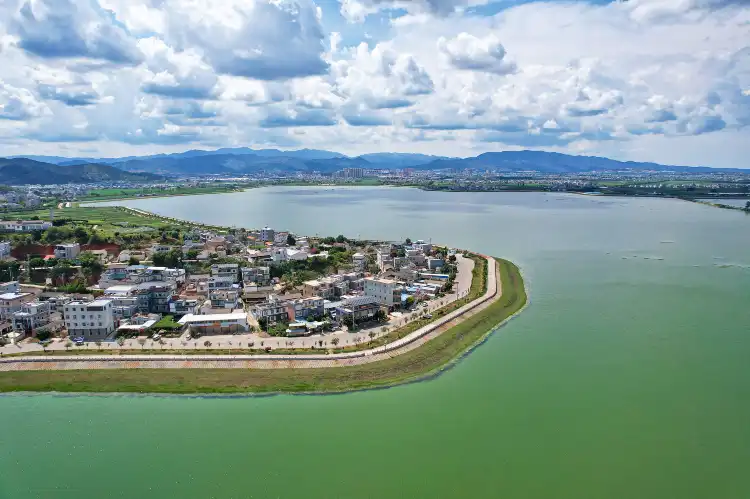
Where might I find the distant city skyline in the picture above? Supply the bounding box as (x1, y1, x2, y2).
(0, 0, 748, 168)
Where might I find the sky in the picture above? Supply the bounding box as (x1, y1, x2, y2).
(0, 0, 748, 167)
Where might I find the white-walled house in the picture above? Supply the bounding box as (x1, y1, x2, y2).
(63, 299, 116, 340)
(0, 241, 10, 260)
(364, 277, 399, 307)
(12, 301, 53, 334)
(54, 243, 81, 260)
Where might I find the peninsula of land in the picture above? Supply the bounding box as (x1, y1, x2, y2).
(0, 205, 527, 394)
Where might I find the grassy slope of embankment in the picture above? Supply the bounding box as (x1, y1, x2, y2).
(0, 258, 526, 394)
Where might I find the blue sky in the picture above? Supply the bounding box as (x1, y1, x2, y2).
(0, 0, 748, 167)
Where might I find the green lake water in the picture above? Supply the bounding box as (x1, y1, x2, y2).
(2, 187, 749, 499)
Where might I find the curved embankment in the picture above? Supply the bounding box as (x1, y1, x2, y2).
(0, 258, 527, 394)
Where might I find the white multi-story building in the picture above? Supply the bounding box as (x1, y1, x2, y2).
(352, 252, 366, 271)
(208, 289, 242, 309)
(0, 292, 32, 320)
(46, 295, 73, 312)
(0, 281, 19, 294)
(12, 301, 52, 333)
(200, 276, 237, 293)
(251, 296, 289, 324)
(412, 240, 432, 254)
(97, 265, 185, 289)
(376, 245, 394, 272)
(63, 299, 116, 340)
(0, 220, 52, 232)
(168, 298, 200, 317)
(273, 231, 289, 245)
(210, 263, 240, 282)
(260, 226, 275, 242)
(271, 247, 308, 263)
(241, 266, 271, 286)
(54, 243, 81, 260)
(0, 241, 10, 260)
(364, 278, 399, 307)
(286, 296, 324, 321)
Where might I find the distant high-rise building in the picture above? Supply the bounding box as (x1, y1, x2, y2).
(335, 168, 365, 179)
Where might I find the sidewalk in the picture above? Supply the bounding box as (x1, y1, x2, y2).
(0, 256, 497, 370)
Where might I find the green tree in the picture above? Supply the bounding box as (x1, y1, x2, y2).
(50, 260, 76, 285)
(745, 201, 750, 211)
(87, 232, 105, 245)
(152, 250, 182, 268)
(78, 252, 104, 280)
(73, 227, 89, 244)
(128, 256, 141, 266)
(405, 237, 412, 245)
(286, 234, 296, 246)
(405, 296, 415, 308)
(36, 330, 52, 342)
(335, 234, 347, 243)
(331, 337, 340, 347)
(29, 257, 46, 269)
(185, 249, 199, 260)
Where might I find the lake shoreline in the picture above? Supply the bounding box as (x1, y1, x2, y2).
(0, 258, 528, 395)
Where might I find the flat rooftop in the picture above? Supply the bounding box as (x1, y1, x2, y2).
(105, 285, 138, 294)
(178, 312, 248, 324)
(89, 299, 113, 307)
(0, 292, 29, 300)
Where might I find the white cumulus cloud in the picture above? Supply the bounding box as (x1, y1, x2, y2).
(438, 33, 516, 75)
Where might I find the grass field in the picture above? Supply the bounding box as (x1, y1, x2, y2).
(0, 206, 185, 236)
(79, 184, 247, 201)
(0, 258, 526, 394)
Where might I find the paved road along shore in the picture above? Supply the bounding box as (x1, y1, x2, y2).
(0, 258, 500, 371)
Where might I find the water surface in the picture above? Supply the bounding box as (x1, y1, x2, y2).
(3, 188, 749, 499)
(696, 198, 750, 208)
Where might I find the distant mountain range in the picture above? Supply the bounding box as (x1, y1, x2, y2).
(0, 158, 163, 185)
(2, 148, 744, 184)
(410, 151, 741, 174)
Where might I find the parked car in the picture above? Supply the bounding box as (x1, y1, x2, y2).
(73, 336, 85, 346)
(151, 333, 161, 341)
